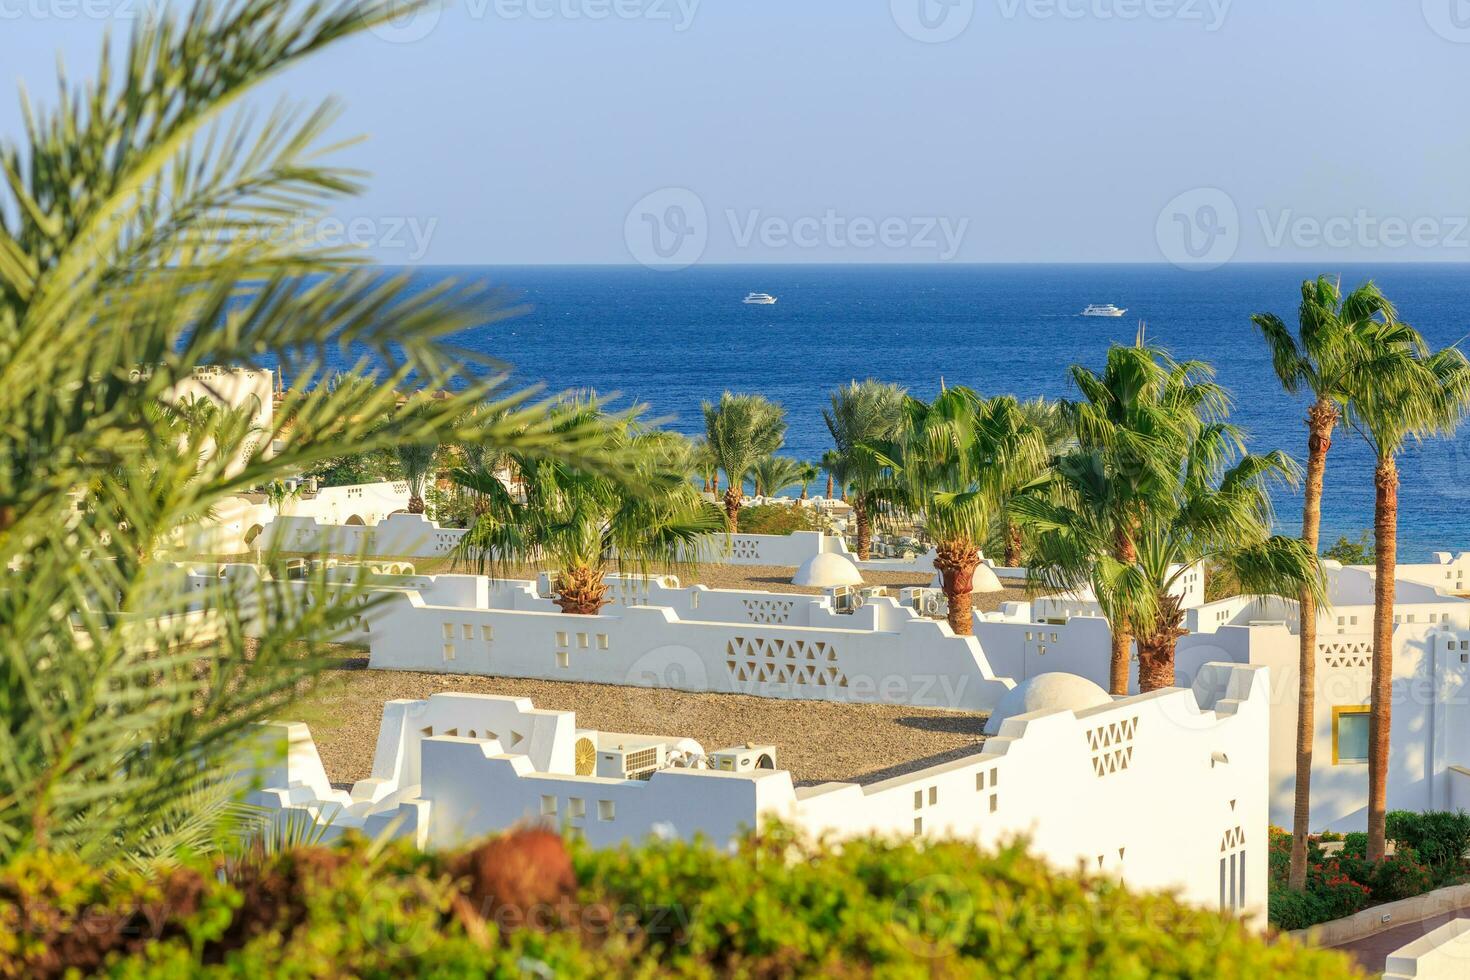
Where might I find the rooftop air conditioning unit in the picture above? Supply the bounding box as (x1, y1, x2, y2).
(859, 586, 890, 602)
(900, 587, 947, 619)
(829, 585, 861, 614)
(595, 743, 667, 781)
(709, 744, 777, 773)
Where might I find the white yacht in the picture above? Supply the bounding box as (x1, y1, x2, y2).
(1081, 304, 1127, 317)
(743, 292, 778, 305)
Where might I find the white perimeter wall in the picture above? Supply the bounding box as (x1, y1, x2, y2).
(250, 662, 1271, 922)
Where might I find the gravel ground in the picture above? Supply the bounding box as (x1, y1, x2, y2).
(295, 655, 989, 790)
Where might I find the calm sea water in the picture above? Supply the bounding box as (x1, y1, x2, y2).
(373, 264, 1470, 559)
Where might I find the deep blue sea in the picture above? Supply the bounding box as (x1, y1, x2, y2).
(376, 264, 1470, 559)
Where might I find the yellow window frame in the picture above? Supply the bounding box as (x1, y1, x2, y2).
(1331, 705, 1370, 765)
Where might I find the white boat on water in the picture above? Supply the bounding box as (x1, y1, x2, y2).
(1081, 304, 1127, 317)
(743, 292, 778, 305)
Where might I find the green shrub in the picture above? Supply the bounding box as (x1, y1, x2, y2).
(1385, 810, 1470, 880)
(735, 503, 816, 536)
(1268, 888, 1328, 932)
(1, 827, 1362, 978)
(1368, 847, 1437, 903)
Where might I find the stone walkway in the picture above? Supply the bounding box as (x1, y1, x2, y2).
(1328, 910, 1469, 974)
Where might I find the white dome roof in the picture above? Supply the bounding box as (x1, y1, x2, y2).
(793, 552, 864, 588)
(983, 673, 1112, 735)
(929, 563, 1005, 594)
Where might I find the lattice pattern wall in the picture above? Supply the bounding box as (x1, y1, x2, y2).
(741, 598, 795, 624)
(1318, 639, 1372, 669)
(1086, 716, 1138, 777)
(729, 537, 762, 560)
(726, 636, 848, 687)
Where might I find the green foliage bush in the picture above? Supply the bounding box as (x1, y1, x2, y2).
(1268, 814, 1470, 930)
(1385, 809, 1470, 878)
(734, 503, 816, 536)
(1, 827, 1361, 978)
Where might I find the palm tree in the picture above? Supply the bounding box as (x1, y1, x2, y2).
(820, 449, 843, 501)
(0, 0, 632, 865)
(1054, 342, 1231, 694)
(752, 454, 807, 499)
(874, 389, 1045, 636)
(454, 401, 723, 613)
(702, 393, 786, 532)
(691, 439, 720, 495)
(395, 400, 440, 514)
(823, 380, 905, 560)
(1018, 423, 1323, 691)
(994, 396, 1072, 567)
(1252, 276, 1399, 889)
(1339, 327, 1470, 861)
(797, 460, 820, 500)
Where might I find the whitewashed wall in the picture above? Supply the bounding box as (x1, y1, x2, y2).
(264, 513, 466, 558)
(249, 662, 1271, 921)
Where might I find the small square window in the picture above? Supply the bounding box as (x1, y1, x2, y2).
(598, 799, 615, 821)
(989, 793, 998, 813)
(442, 643, 455, 661)
(442, 623, 454, 640)
(557, 651, 570, 668)
(482, 625, 494, 641)
(578, 632, 590, 649)
(556, 631, 569, 647)
(913, 817, 923, 836)
(990, 767, 998, 787)
(540, 795, 557, 816)
(598, 634, 610, 650)
(1333, 707, 1370, 765)
(463, 624, 473, 640)
(976, 772, 986, 791)
(568, 797, 586, 819)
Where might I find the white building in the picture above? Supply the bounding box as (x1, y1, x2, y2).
(249, 661, 1272, 921)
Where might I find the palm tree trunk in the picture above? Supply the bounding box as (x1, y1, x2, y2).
(553, 565, 609, 615)
(713, 472, 720, 496)
(1135, 595, 1185, 692)
(855, 495, 872, 561)
(1368, 455, 1397, 862)
(934, 540, 979, 636)
(1003, 522, 1023, 567)
(825, 473, 834, 498)
(1289, 400, 1337, 890)
(723, 486, 742, 534)
(1108, 527, 1137, 695)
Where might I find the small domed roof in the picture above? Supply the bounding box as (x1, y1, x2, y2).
(930, 563, 1005, 594)
(983, 673, 1112, 735)
(793, 552, 864, 588)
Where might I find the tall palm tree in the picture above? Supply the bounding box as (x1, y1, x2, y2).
(820, 449, 843, 501)
(874, 389, 1045, 636)
(823, 379, 905, 560)
(797, 460, 820, 500)
(1018, 423, 1323, 691)
(1056, 342, 1231, 694)
(1340, 329, 1470, 861)
(0, 0, 628, 865)
(691, 438, 720, 495)
(1252, 276, 1398, 889)
(752, 454, 806, 499)
(454, 401, 722, 613)
(702, 393, 786, 532)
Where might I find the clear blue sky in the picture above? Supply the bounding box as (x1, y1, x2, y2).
(4, 1, 1470, 264)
